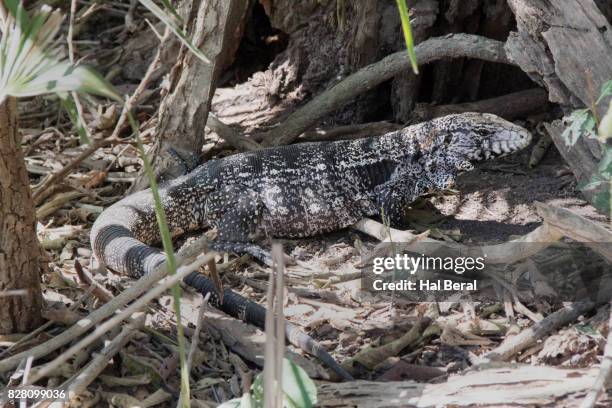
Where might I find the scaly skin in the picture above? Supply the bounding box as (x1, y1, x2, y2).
(90, 113, 531, 378)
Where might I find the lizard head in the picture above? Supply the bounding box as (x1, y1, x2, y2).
(415, 113, 532, 190)
(442, 112, 532, 163)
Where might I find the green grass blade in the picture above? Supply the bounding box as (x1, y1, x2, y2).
(138, 0, 211, 65)
(395, 0, 419, 74)
(126, 111, 191, 408)
(60, 94, 90, 143)
(158, 0, 182, 22)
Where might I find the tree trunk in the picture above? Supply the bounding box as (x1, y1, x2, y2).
(130, 0, 249, 191)
(0, 97, 43, 334)
(505, 0, 612, 207)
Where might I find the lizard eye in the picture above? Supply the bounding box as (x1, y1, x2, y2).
(456, 160, 474, 172)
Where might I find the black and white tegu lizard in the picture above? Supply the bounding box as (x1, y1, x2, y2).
(90, 112, 531, 375)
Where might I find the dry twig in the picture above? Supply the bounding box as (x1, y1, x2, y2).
(208, 113, 261, 151)
(353, 216, 563, 265)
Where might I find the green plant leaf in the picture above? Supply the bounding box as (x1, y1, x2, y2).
(578, 175, 605, 192)
(592, 189, 611, 214)
(138, 0, 211, 64)
(217, 399, 242, 408)
(240, 359, 317, 408)
(218, 395, 253, 408)
(127, 111, 190, 407)
(596, 79, 612, 104)
(280, 359, 318, 408)
(562, 109, 596, 146)
(158, 0, 182, 22)
(0, 3, 121, 102)
(395, 0, 419, 74)
(597, 146, 612, 178)
(598, 100, 612, 141)
(251, 374, 264, 406)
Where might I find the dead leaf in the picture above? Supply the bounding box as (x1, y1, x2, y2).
(84, 169, 108, 189)
(92, 104, 118, 130)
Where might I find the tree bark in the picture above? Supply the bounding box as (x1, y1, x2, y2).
(131, 0, 249, 191)
(0, 97, 43, 334)
(505, 0, 612, 206)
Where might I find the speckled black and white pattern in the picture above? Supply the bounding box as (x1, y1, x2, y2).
(91, 112, 531, 278)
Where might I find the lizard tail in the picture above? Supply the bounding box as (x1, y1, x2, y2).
(91, 188, 353, 380)
(91, 204, 163, 278)
(184, 272, 354, 380)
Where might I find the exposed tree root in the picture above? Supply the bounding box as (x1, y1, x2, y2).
(262, 33, 513, 146)
(409, 88, 548, 123)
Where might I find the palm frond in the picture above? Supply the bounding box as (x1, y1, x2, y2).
(0, 1, 120, 102)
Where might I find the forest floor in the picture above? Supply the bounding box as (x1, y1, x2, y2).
(3, 2, 612, 406)
(14, 90, 611, 406)
(437, 148, 606, 241)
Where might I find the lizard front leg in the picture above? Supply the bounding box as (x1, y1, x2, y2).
(206, 186, 273, 264)
(373, 163, 430, 227)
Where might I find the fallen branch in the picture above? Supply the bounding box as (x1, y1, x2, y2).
(535, 202, 612, 263)
(0, 236, 211, 374)
(317, 365, 599, 407)
(263, 33, 512, 146)
(36, 191, 85, 219)
(341, 318, 429, 376)
(409, 88, 548, 122)
(74, 260, 114, 303)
